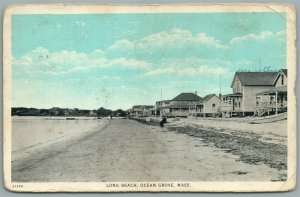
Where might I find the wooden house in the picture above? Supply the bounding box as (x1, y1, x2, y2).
(130, 105, 155, 117)
(155, 100, 170, 116)
(160, 93, 202, 117)
(221, 71, 279, 117)
(189, 94, 221, 117)
(255, 69, 287, 116)
(202, 94, 221, 117)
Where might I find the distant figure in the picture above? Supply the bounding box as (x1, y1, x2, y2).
(110, 114, 112, 119)
(160, 116, 167, 127)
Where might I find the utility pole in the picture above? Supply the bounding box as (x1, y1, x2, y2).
(219, 74, 222, 111)
(219, 74, 222, 97)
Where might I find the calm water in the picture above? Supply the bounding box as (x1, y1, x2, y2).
(12, 116, 102, 152)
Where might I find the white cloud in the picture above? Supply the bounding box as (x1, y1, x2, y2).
(13, 29, 285, 78)
(75, 20, 85, 27)
(13, 47, 151, 75)
(144, 65, 228, 77)
(230, 30, 285, 44)
(108, 39, 135, 51)
(107, 58, 151, 68)
(141, 58, 251, 78)
(108, 28, 227, 54)
(139, 28, 226, 49)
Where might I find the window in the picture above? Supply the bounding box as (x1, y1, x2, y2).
(281, 75, 284, 85)
(212, 104, 216, 109)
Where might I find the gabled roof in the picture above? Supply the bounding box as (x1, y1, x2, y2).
(280, 69, 287, 77)
(273, 69, 288, 85)
(171, 93, 202, 102)
(231, 72, 278, 87)
(203, 94, 219, 101)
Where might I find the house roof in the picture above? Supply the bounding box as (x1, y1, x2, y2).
(222, 93, 243, 97)
(171, 93, 202, 102)
(132, 105, 154, 108)
(203, 94, 219, 101)
(156, 100, 170, 103)
(256, 85, 287, 95)
(162, 104, 191, 109)
(281, 69, 287, 77)
(273, 69, 288, 85)
(231, 72, 278, 87)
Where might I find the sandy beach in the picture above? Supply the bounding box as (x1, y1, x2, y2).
(12, 117, 109, 162)
(165, 118, 287, 171)
(11, 117, 287, 182)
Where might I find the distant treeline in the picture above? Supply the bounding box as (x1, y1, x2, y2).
(11, 107, 127, 117)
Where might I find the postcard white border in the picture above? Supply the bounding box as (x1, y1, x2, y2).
(3, 4, 296, 192)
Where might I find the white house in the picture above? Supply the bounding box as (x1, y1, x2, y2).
(255, 69, 287, 116)
(221, 70, 286, 117)
(189, 94, 221, 117)
(158, 92, 202, 117)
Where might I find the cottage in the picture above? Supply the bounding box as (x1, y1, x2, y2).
(255, 69, 287, 116)
(202, 94, 221, 117)
(221, 71, 279, 117)
(130, 105, 155, 117)
(155, 100, 170, 116)
(189, 94, 221, 117)
(162, 93, 202, 117)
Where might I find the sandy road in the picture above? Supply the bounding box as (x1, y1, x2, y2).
(12, 119, 284, 182)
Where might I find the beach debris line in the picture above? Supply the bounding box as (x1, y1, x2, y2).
(166, 125, 287, 173)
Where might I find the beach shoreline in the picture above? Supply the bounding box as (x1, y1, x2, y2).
(12, 117, 110, 162)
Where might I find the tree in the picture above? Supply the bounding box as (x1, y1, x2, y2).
(96, 107, 112, 117)
(113, 109, 127, 117)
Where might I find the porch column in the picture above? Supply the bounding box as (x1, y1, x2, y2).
(275, 91, 278, 114)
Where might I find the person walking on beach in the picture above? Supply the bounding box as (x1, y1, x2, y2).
(160, 116, 167, 127)
(110, 114, 112, 119)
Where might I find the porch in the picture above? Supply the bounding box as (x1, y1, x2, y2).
(256, 86, 287, 116)
(220, 93, 243, 117)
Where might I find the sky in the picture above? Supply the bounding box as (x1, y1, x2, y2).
(11, 12, 287, 110)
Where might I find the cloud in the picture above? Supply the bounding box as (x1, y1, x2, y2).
(108, 39, 135, 51)
(13, 47, 151, 75)
(75, 20, 85, 27)
(107, 28, 227, 59)
(141, 57, 251, 78)
(107, 58, 151, 68)
(13, 29, 286, 78)
(107, 29, 285, 63)
(230, 30, 285, 44)
(144, 65, 228, 77)
(136, 28, 227, 50)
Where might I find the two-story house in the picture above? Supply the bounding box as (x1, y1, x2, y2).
(130, 105, 155, 117)
(155, 100, 170, 116)
(255, 69, 287, 116)
(221, 71, 279, 117)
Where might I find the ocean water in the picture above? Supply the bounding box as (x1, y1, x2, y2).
(12, 116, 102, 152)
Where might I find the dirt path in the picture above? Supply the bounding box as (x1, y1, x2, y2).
(12, 119, 285, 182)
